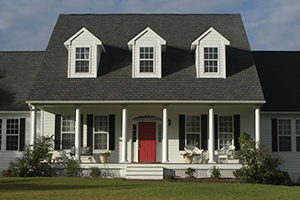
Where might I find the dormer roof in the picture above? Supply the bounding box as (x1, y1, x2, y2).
(190, 27, 230, 51)
(128, 27, 167, 51)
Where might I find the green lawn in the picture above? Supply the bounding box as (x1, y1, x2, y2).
(0, 178, 300, 200)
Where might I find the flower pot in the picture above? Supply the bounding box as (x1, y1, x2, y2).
(185, 157, 192, 164)
(100, 154, 108, 163)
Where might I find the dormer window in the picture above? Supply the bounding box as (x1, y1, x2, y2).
(64, 27, 105, 78)
(128, 27, 166, 78)
(75, 47, 90, 73)
(191, 27, 230, 78)
(140, 47, 154, 73)
(204, 47, 218, 73)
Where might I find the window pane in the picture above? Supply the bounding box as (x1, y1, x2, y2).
(187, 116, 200, 133)
(6, 119, 19, 135)
(94, 116, 108, 132)
(62, 116, 75, 132)
(132, 124, 137, 142)
(278, 120, 291, 135)
(203, 47, 218, 73)
(158, 124, 162, 142)
(140, 60, 153, 72)
(296, 120, 300, 135)
(187, 134, 200, 148)
(219, 133, 233, 149)
(62, 133, 75, 149)
(94, 133, 107, 150)
(279, 136, 291, 151)
(6, 136, 18, 150)
(75, 61, 89, 72)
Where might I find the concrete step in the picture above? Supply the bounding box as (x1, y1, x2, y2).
(125, 166, 164, 180)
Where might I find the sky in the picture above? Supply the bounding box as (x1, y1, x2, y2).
(0, 0, 300, 51)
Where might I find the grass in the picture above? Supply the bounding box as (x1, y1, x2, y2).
(0, 178, 300, 200)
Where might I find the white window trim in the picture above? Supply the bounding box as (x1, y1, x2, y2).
(277, 119, 292, 152)
(75, 47, 90, 73)
(218, 115, 234, 150)
(61, 116, 75, 150)
(138, 46, 155, 74)
(296, 119, 300, 152)
(203, 46, 220, 74)
(93, 116, 109, 153)
(185, 116, 201, 148)
(6, 118, 20, 151)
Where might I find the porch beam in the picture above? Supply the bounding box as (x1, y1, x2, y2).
(255, 108, 260, 148)
(30, 105, 37, 146)
(162, 107, 169, 163)
(208, 107, 216, 163)
(75, 107, 81, 161)
(121, 107, 128, 163)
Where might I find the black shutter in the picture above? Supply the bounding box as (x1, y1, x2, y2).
(19, 118, 26, 151)
(234, 115, 241, 150)
(272, 118, 278, 152)
(81, 114, 83, 147)
(87, 114, 93, 149)
(54, 114, 61, 150)
(201, 115, 208, 150)
(214, 115, 218, 150)
(109, 114, 115, 150)
(179, 115, 185, 150)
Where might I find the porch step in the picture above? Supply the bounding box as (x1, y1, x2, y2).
(125, 165, 164, 180)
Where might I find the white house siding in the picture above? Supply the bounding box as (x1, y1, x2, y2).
(40, 105, 255, 164)
(260, 112, 300, 182)
(0, 112, 41, 171)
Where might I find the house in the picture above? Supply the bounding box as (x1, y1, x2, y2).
(0, 14, 299, 181)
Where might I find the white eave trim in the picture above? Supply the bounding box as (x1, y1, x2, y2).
(127, 27, 167, 51)
(190, 27, 230, 51)
(63, 27, 106, 53)
(26, 100, 266, 105)
(261, 111, 300, 114)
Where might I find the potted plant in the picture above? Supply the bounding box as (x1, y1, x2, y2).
(182, 152, 194, 164)
(100, 152, 111, 163)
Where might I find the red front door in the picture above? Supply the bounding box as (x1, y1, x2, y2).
(139, 122, 156, 163)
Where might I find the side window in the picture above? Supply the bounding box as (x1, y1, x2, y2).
(94, 116, 109, 151)
(186, 116, 200, 148)
(157, 124, 162, 143)
(61, 116, 75, 149)
(132, 124, 137, 142)
(6, 119, 19, 151)
(278, 119, 291, 152)
(219, 116, 233, 149)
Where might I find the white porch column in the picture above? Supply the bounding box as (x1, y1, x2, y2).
(121, 107, 128, 163)
(255, 108, 260, 148)
(75, 107, 81, 161)
(208, 107, 216, 163)
(30, 105, 37, 146)
(162, 107, 169, 163)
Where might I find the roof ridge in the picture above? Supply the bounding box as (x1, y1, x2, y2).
(59, 13, 241, 16)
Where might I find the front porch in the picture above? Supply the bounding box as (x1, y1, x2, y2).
(29, 103, 261, 169)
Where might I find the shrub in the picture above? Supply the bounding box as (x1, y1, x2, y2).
(185, 167, 196, 178)
(210, 166, 221, 179)
(164, 174, 174, 181)
(64, 159, 81, 177)
(90, 168, 102, 178)
(1, 169, 12, 177)
(234, 133, 292, 185)
(7, 136, 54, 177)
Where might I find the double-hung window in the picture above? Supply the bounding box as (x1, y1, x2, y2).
(75, 47, 90, 73)
(296, 120, 300, 152)
(278, 119, 292, 152)
(140, 47, 154, 73)
(6, 119, 19, 150)
(219, 116, 233, 149)
(186, 116, 200, 148)
(204, 47, 218, 73)
(62, 116, 75, 149)
(94, 116, 109, 151)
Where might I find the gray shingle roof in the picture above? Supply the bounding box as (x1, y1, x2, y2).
(27, 14, 265, 102)
(0, 51, 44, 110)
(254, 51, 300, 112)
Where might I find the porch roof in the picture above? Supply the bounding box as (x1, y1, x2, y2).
(27, 14, 265, 102)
